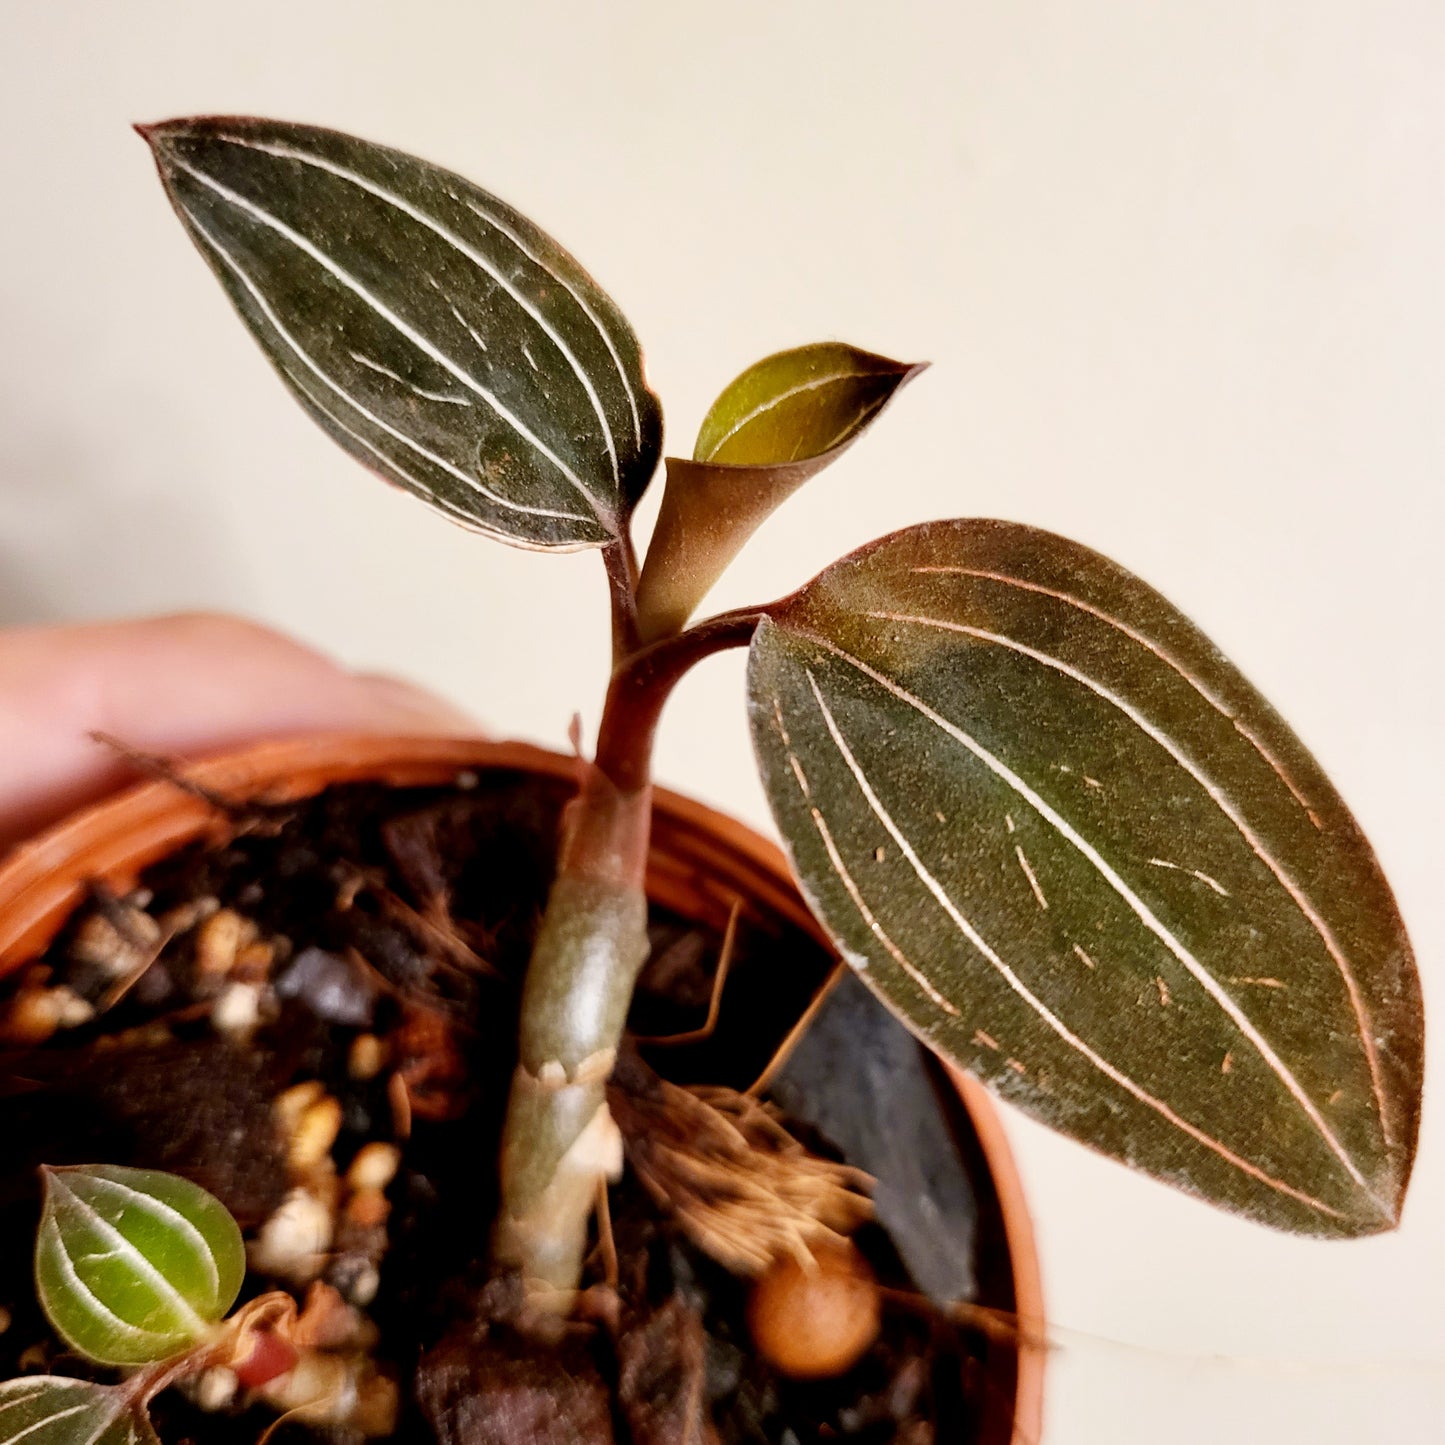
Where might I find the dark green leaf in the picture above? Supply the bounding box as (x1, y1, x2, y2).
(0, 1378, 157, 1445)
(636, 344, 922, 640)
(748, 520, 1421, 1237)
(142, 117, 662, 549)
(36, 1165, 245, 1367)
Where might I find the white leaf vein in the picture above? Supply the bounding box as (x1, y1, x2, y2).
(701, 371, 877, 461)
(913, 566, 1324, 824)
(348, 351, 470, 407)
(0, 1386, 50, 1418)
(79, 1172, 220, 1305)
(196, 132, 640, 478)
(184, 210, 593, 537)
(166, 154, 610, 522)
(48, 1176, 209, 1337)
(806, 639, 1389, 1213)
(4, 1403, 90, 1445)
(39, 1215, 180, 1350)
(805, 797, 959, 1015)
(867, 607, 1391, 1151)
(790, 669, 1350, 1221)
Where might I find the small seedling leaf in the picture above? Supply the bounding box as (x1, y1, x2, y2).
(636, 344, 922, 640)
(694, 343, 921, 467)
(142, 117, 662, 550)
(36, 1165, 245, 1367)
(0, 1378, 158, 1445)
(748, 519, 1422, 1237)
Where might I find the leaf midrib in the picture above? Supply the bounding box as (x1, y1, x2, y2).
(180, 206, 596, 538)
(165, 150, 615, 530)
(194, 129, 641, 485)
(864, 602, 1391, 1149)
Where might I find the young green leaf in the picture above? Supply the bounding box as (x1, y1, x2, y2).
(141, 117, 662, 550)
(748, 520, 1422, 1238)
(0, 1378, 158, 1445)
(36, 1165, 245, 1367)
(635, 344, 923, 641)
(694, 343, 922, 467)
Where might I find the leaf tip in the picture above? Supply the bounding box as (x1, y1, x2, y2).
(36, 1163, 86, 1218)
(133, 117, 200, 161)
(132, 120, 172, 155)
(1366, 1182, 1405, 1234)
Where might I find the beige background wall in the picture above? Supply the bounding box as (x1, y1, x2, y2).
(1, 3, 1441, 1437)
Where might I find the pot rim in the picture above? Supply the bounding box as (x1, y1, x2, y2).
(0, 730, 1044, 1439)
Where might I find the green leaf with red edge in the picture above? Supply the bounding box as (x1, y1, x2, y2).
(748, 519, 1422, 1238)
(142, 116, 661, 551)
(0, 1378, 158, 1445)
(636, 344, 922, 640)
(36, 1165, 245, 1367)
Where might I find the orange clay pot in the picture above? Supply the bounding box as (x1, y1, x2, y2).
(0, 733, 1043, 1443)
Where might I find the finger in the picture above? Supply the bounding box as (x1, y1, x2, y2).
(0, 612, 478, 851)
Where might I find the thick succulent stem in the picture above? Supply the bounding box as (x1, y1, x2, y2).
(493, 584, 767, 1302)
(493, 763, 651, 1299)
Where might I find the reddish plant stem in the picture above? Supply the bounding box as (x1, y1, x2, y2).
(603, 537, 642, 668)
(119, 1353, 205, 1410)
(494, 589, 767, 1297)
(593, 606, 768, 793)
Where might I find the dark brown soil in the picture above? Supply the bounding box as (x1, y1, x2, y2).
(0, 771, 1013, 1443)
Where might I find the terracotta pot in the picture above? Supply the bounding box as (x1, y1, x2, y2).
(0, 733, 1044, 1442)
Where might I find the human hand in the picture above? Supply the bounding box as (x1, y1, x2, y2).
(0, 613, 475, 854)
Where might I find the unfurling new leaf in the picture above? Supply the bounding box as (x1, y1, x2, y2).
(142, 117, 662, 550)
(36, 1165, 245, 1367)
(748, 519, 1422, 1238)
(692, 343, 923, 467)
(0, 1379, 157, 1445)
(635, 344, 923, 641)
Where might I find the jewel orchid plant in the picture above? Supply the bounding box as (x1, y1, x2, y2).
(26, 115, 1421, 1361)
(0, 112, 1426, 1438)
(132, 116, 1422, 1298)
